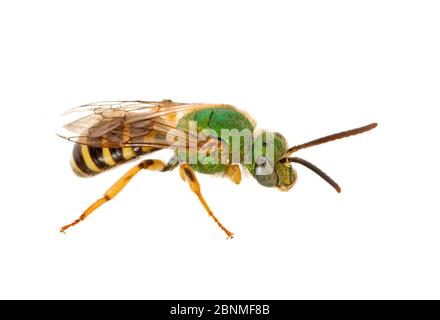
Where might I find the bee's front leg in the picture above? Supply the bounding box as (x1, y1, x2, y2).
(225, 165, 242, 185)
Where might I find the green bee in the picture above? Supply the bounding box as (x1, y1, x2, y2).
(58, 100, 377, 238)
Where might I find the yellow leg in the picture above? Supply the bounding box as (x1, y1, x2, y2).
(225, 165, 242, 185)
(179, 164, 234, 239)
(60, 159, 165, 233)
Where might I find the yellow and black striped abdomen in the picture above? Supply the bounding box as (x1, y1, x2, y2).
(70, 144, 159, 177)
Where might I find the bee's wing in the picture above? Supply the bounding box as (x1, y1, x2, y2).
(57, 100, 205, 148)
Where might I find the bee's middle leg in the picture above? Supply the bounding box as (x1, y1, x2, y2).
(179, 163, 234, 239)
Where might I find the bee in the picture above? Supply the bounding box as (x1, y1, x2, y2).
(57, 100, 377, 239)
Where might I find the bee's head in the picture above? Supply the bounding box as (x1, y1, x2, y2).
(251, 123, 378, 193)
(251, 131, 297, 191)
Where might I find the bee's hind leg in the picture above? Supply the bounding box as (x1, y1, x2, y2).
(60, 159, 167, 233)
(179, 163, 234, 239)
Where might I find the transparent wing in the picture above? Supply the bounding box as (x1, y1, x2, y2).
(57, 100, 205, 148)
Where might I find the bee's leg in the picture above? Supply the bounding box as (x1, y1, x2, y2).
(179, 163, 234, 239)
(60, 159, 166, 233)
(225, 165, 242, 185)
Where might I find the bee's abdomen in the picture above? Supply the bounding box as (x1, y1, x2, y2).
(70, 144, 158, 177)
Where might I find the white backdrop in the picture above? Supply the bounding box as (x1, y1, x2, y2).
(0, 0, 439, 299)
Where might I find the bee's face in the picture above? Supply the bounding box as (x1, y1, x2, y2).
(253, 131, 297, 190)
(275, 161, 297, 192)
(254, 160, 297, 191)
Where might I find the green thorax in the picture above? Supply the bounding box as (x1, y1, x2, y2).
(176, 106, 255, 174)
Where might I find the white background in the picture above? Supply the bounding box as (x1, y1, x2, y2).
(0, 0, 439, 299)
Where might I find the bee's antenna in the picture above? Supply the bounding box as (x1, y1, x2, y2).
(282, 157, 341, 193)
(285, 123, 377, 156)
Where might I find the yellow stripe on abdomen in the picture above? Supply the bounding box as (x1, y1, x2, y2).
(70, 157, 88, 177)
(122, 147, 137, 160)
(102, 148, 117, 166)
(81, 145, 101, 173)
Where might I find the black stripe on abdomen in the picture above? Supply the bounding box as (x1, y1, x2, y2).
(133, 146, 143, 156)
(110, 148, 123, 163)
(71, 144, 98, 176)
(87, 146, 108, 169)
